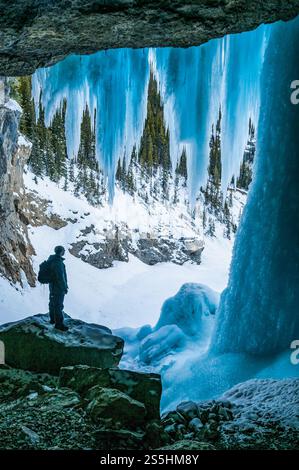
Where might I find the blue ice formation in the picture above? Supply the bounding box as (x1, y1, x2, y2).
(32, 23, 270, 201)
(32, 49, 150, 199)
(213, 16, 299, 356)
(139, 324, 188, 365)
(155, 283, 218, 337)
(116, 283, 218, 367)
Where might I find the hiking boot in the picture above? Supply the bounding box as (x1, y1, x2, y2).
(55, 323, 69, 332)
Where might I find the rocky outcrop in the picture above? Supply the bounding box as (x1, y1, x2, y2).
(0, 1, 299, 76)
(0, 78, 35, 286)
(86, 386, 147, 428)
(70, 227, 204, 268)
(59, 364, 162, 419)
(23, 187, 67, 230)
(0, 361, 165, 449)
(0, 314, 124, 374)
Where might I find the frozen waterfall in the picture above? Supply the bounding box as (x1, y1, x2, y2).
(213, 16, 299, 355)
(32, 24, 270, 202)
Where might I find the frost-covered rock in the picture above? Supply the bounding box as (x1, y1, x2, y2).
(155, 283, 219, 337)
(163, 378, 299, 449)
(59, 364, 162, 419)
(221, 378, 299, 430)
(139, 325, 187, 365)
(176, 401, 199, 420)
(0, 314, 124, 374)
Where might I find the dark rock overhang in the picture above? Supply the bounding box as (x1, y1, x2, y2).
(0, 0, 299, 76)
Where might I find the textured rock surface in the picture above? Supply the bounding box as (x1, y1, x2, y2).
(0, 314, 124, 374)
(0, 79, 35, 286)
(0, 365, 165, 450)
(70, 233, 204, 269)
(1, 367, 298, 450)
(0, 1, 299, 76)
(59, 364, 162, 419)
(86, 386, 147, 428)
(23, 188, 68, 230)
(162, 378, 299, 450)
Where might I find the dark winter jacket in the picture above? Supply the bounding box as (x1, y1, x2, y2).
(48, 254, 68, 293)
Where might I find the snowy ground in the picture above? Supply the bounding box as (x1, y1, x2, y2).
(0, 231, 232, 330)
(0, 172, 235, 329)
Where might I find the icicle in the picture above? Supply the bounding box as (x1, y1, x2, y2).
(32, 49, 150, 198)
(32, 25, 270, 202)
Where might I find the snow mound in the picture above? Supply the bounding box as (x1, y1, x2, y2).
(155, 283, 219, 337)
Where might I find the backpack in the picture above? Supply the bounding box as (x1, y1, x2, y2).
(38, 259, 54, 284)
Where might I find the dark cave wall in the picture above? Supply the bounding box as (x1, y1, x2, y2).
(0, 1, 299, 76)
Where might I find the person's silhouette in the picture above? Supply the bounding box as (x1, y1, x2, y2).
(48, 246, 69, 331)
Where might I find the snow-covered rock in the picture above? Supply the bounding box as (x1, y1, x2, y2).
(22, 169, 205, 271)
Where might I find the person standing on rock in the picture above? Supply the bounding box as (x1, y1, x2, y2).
(46, 246, 69, 331)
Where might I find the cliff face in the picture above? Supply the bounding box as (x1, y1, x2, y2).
(0, 1, 299, 76)
(0, 77, 35, 286)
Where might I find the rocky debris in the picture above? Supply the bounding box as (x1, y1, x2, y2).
(1, 1, 299, 76)
(0, 364, 165, 450)
(0, 314, 124, 374)
(59, 365, 162, 420)
(0, 80, 35, 286)
(218, 378, 299, 449)
(0, 365, 298, 450)
(0, 367, 99, 450)
(70, 231, 204, 269)
(20, 425, 40, 445)
(162, 379, 299, 450)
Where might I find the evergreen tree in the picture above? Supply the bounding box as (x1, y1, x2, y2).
(139, 71, 171, 177)
(208, 108, 222, 186)
(12, 76, 35, 139)
(176, 147, 188, 181)
(237, 118, 256, 190)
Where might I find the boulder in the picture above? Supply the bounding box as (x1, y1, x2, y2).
(176, 401, 199, 421)
(59, 364, 161, 419)
(0, 314, 124, 374)
(86, 387, 146, 429)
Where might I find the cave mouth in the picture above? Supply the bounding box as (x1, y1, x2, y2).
(0, 7, 298, 416)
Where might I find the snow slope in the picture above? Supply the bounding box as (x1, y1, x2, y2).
(0, 170, 238, 329)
